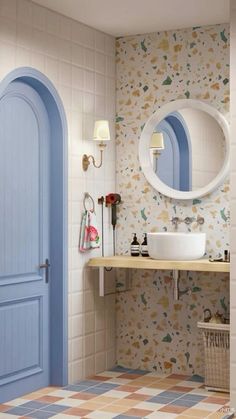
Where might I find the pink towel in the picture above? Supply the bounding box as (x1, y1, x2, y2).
(79, 210, 100, 252)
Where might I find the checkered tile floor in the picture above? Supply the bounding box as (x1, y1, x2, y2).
(0, 367, 233, 419)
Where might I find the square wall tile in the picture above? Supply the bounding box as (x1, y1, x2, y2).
(85, 334, 95, 357)
(84, 355, 95, 377)
(0, 16, 16, 43)
(17, 0, 32, 24)
(0, 0, 17, 19)
(72, 43, 84, 67)
(0, 0, 116, 384)
(95, 352, 106, 373)
(95, 331, 105, 353)
(85, 48, 95, 70)
(95, 31, 106, 52)
(84, 312, 95, 335)
(72, 66, 84, 90)
(45, 8, 60, 36)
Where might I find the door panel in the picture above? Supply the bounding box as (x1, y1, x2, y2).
(0, 297, 41, 383)
(0, 81, 50, 401)
(0, 95, 39, 280)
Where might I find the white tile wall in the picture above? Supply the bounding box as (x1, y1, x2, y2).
(0, 0, 116, 383)
(231, 0, 236, 408)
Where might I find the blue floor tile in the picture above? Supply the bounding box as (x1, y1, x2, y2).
(74, 379, 100, 387)
(119, 372, 139, 376)
(187, 374, 204, 382)
(82, 386, 108, 394)
(148, 395, 174, 404)
(111, 366, 132, 372)
(39, 404, 69, 413)
(20, 401, 50, 409)
(62, 384, 90, 391)
(25, 411, 55, 419)
(5, 406, 35, 416)
(94, 383, 120, 390)
(180, 393, 207, 402)
(158, 390, 185, 399)
(170, 398, 198, 407)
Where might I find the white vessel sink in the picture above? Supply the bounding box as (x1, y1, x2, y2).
(147, 232, 206, 260)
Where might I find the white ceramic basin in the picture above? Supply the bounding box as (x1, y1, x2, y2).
(147, 232, 206, 260)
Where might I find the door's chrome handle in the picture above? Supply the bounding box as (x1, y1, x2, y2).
(39, 258, 50, 283)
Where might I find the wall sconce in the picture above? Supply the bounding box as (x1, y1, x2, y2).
(150, 132, 165, 157)
(82, 120, 111, 171)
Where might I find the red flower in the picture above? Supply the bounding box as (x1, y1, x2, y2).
(87, 226, 98, 241)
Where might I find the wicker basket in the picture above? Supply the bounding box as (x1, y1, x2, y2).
(197, 322, 230, 392)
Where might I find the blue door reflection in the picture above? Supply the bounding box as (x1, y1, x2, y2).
(155, 112, 192, 191)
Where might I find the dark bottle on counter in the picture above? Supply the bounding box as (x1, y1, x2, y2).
(131, 233, 140, 256)
(141, 233, 149, 257)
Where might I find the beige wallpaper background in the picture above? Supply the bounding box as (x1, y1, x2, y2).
(115, 24, 230, 375)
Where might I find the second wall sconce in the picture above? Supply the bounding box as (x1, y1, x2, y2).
(150, 132, 165, 157)
(82, 120, 111, 171)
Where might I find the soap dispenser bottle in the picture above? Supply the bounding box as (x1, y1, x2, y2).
(141, 233, 149, 257)
(131, 233, 140, 257)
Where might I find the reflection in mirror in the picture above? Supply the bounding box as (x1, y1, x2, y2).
(149, 109, 226, 192)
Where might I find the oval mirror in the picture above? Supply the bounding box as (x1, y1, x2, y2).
(139, 99, 230, 200)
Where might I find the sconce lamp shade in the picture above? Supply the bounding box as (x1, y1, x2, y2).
(150, 132, 164, 149)
(93, 120, 111, 142)
(82, 120, 111, 171)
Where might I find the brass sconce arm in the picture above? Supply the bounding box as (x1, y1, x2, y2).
(82, 143, 106, 171)
(152, 149, 161, 157)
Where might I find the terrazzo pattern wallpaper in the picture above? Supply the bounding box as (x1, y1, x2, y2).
(115, 24, 230, 376)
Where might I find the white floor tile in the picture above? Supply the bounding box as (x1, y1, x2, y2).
(134, 401, 164, 410)
(96, 371, 122, 378)
(55, 397, 86, 407)
(84, 411, 116, 419)
(104, 389, 131, 398)
(136, 387, 165, 396)
(145, 412, 178, 418)
(5, 398, 29, 406)
(48, 389, 78, 397)
(190, 401, 221, 411)
(188, 388, 218, 396)
(179, 381, 203, 388)
(146, 373, 168, 378)
(107, 378, 131, 385)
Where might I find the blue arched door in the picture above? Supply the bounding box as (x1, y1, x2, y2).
(155, 120, 181, 189)
(155, 112, 192, 191)
(0, 80, 50, 401)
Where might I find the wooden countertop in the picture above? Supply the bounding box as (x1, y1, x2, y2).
(87, 255, 230, 273)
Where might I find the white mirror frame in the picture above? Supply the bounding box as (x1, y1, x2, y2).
(139, 99, 230, 200)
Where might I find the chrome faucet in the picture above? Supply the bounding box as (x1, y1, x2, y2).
(171, 216, 204, 230)
(196, 216, 205, 225)
(184, 217, 194, 225)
